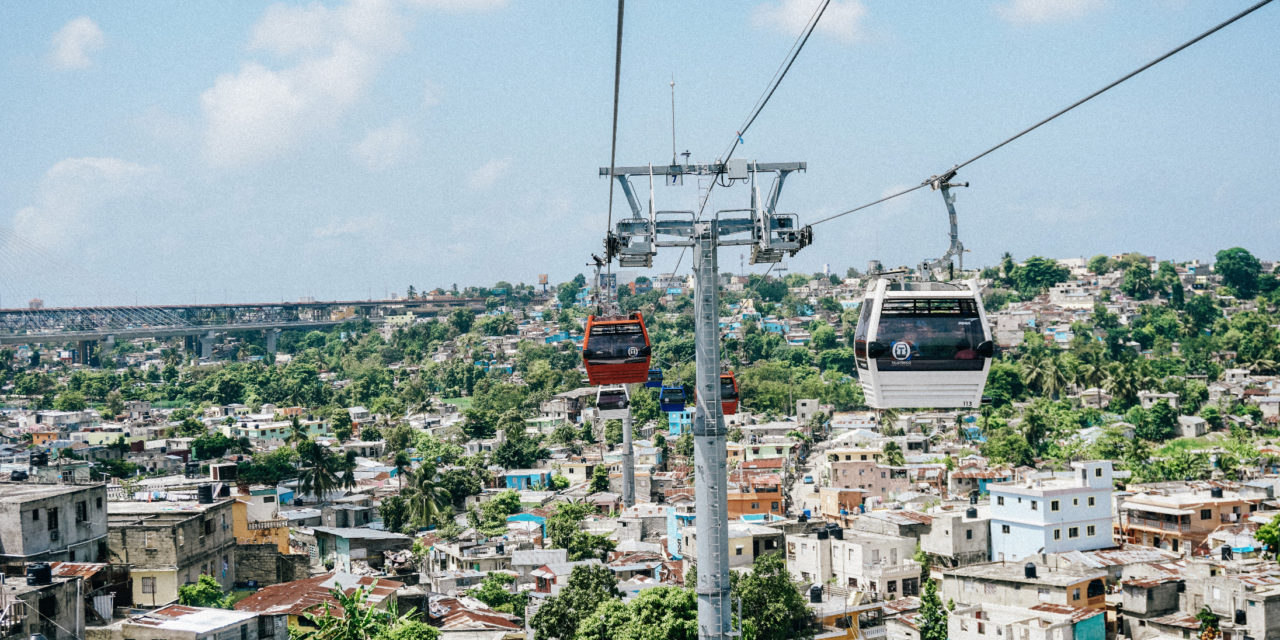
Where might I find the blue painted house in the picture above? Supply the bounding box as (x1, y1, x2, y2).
(506, 511, 548, 537)
(504, 469, 553, 491)
(668, 410, 692, 436)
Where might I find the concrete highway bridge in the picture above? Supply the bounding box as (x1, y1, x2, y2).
(0, 296, 486, 360)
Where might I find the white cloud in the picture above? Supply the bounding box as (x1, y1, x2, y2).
(466, 158, 511, 191)
(752, 0, 867, 44)
(11, 158, 156, 248)
(352, 120, 417, 171)
(402, 0, 507, 11)
(313, 214, 386, 239)
(200, 0, 408, 167)
(422, 79, 442, 109)
(49, 17, 105, 70)
(996, 0, 1105, 25)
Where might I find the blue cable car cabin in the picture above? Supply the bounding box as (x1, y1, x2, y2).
(659, 385, 687, 412)
(645, 369, 664, 388)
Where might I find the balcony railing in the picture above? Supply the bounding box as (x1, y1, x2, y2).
(1127, 516, 1190, 532)
(247, 519, 288, 530)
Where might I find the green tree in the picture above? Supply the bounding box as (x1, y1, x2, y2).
(379, 495, 410, 533)
(295, 582, 430, 640)
(574, 586, 696, 640)
(298, 440, 341, 504)
(405, 466, 452, 528)
(177, 574, 229, 608)
(589, 464, 611, 493)
(191, 432, 234, 460)
(531, 564, 621, 640)
(882, 441, 905, 466)
(1138, 400, 1178, 442)
(492, 410, 548, 469)
(918, 578, 948, 640)
(1011, 256, 1070, 298)
(730, 552, 813, 640)
(468, 572, 529, 616)
(52, 390, 88, 411)
(1087, 254, 1114, 275)
(447, 308, 475, 333)
(1121, 263, 1154, 300)
(1257, 513, 1280, 559)
(1215, 247, 1262, 299)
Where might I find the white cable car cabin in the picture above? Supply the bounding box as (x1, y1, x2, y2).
(853, 278, 993, 409)
(596, 385, 630, 420)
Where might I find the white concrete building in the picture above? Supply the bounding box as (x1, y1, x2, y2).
(989, 461, 1115, 562)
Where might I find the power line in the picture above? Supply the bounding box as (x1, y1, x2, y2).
(809, 0, 1275, 228)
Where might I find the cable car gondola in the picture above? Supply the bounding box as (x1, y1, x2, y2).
(693, 372, 741, 416)
(720, 372, 739, 415)
(659, 385, 687, 413)
(582, 312, 652, 385)
(596, 385, 630, 420)
(645, 369, 664, 388)
(853, 278, 993, 409)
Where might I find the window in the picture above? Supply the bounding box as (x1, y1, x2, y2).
(1073, 588, 1081, 600)
(966, 529, 973, 540)
(1051, 500, 1061, 511)
(1001, 525, 1011, 534)
(96, 497, 103, 509)
(263, 496, 275, 503)
(47, 507, 59, 530)
(142, 577, 156, 594)
(1200, 509, 1213, 520)
(1087, 525, 1097, 536)
(735, 546, 743, 556)
(1095, 468, 1102, 477)
(1031, 501, 1038, 511)
(76, 501, 88, 523)
(751, 502, 759, 510)
(1073, 498, 1079, 506)
(1054, 529, 1061, 540)
(1088, 497, 1095, 507)
(31, 509, 39, 522)
(1068, 527, 1079, 538)
(771, 502, 779, 510)
(997, 496, 1004, 506)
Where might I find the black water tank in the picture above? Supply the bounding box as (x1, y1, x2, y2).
(1211, 487, 1224, 498)
(30, 452, 48, 467)
(831, 527, 844, 541)
(809, 585, 822, 603)
(10, 470, 28, 482)
(816, 529, 829, 540)
(1024, 562, 1037, 579)
(1235, 610, 1246, 625)
(969, 492, 979, 505)
(197, 484, 214, 504)
(26, 563, 52, 586)
(966, 507, 979, 519)
(798, 513, 808, 523)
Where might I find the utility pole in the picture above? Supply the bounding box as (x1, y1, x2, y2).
(601, 159, 810, 640)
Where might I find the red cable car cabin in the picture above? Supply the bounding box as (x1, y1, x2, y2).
(582, 312, 652, 385)
(692, 372, 741, 415)
(720, 372, 739, 415)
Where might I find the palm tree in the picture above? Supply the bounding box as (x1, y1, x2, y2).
(405, 467, 451, 528)
(298, 440, 340, 504)
(339, 450, 358, 491)
(393, 451, 411, 491)
(1102, 363, 1137, 408)
(495, 314, 518, 336)
(287, 416, 308, 447)
(1020, 354, 1051, 396)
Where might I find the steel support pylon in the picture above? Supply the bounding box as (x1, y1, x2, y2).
(692, 223, 733, 640)
(622, 407, 635, 507)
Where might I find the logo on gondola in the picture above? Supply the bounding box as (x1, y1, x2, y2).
(628, 346, 639, 357)
(890, 341, 912, 361)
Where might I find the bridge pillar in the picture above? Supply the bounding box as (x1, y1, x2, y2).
(199, 332, 217, 360)
(100, 335, 115, 366)
(265, 329, 281, 354)
(77, 340, 94, 365)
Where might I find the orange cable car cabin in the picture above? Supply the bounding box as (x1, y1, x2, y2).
(692, 372, 741, 415)
(582, 312, 651, 385)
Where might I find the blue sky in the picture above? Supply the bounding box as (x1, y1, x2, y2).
(1, 0, 1277, 306)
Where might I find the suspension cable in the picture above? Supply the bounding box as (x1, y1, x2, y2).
(604, 0, 626, 298)
(809, 0, 1274, 228)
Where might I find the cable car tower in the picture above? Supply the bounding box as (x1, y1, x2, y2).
(602, 158, 810, 640)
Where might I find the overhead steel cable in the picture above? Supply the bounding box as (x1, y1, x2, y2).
(809, 0, 1275, 228)
(669, 0, 831, 276)
(603, 0, 626, 307)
